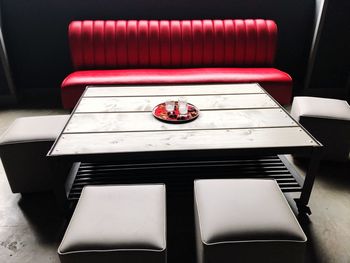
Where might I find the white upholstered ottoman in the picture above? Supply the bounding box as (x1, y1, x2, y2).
(0, 115, 69, 193)
(291, 96, 350, 161)
(58, 184, 167, 263)
(194, 179, 307, 263)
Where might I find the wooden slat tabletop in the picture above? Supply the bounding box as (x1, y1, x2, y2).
(75, 94, 277, 113)
(52, 127, 317, 155)
(49, 83, 320, 157)
(65, 109, 297, 133)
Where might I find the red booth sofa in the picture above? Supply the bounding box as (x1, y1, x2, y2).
(61, 19, 292, 109)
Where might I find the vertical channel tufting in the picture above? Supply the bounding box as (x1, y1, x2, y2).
(256, 19, 268, 66)
(149, 20, 160, 66)
(93, 21, 105, 67)
(68, 21, 83, 69)
(138, 20, 149, 67)
(181, 20, 192, 67)
(170, 21, 181, 67)
(68, 19, 278, 69)
(202, 20, 213, 65)
(160, 21, 171, 67)
(116, 21, 127, 67)
(213, 20, 224, 65)
(244, 19, 257, 65)
(192, 20, 203, 66)
(81, 21, 94, 68)
(224, 20, 234, 65)
(266, 20, 277, 65)
(127, 21, 138, 67)
(105, 21, 116, 67)
(234, 20, 245, 65)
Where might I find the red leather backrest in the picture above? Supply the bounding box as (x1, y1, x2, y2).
(69, 19, 277, 70)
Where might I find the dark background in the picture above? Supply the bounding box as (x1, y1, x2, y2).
(0, 0, 348, 107)
(306, 0, 350, 99)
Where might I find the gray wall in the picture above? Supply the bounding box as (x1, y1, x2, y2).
(305, 0, 350, 100)
(0, 0, 315, 106)
(304, 0, 326, 93)
(0, 2, 16, 105)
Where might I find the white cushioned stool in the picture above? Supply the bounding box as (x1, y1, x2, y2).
(0, 115, 69, 193)
(194, 179, 307, 263)
(291, 96, 350, 161)
(58, 184, 167, 263)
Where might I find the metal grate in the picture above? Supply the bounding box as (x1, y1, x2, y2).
(66, 155, 303, 200)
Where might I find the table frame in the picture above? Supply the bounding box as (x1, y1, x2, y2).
(48, 83, 322, 215)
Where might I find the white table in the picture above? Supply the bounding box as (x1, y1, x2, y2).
(48, 83, 321, 262)
(49, 83, 321, 211)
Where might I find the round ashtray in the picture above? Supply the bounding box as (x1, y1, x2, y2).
(152, 101, 200, 123)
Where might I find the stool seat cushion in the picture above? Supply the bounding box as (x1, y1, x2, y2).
(291, 96, 350, 161)
(291, 96, 350, 121)
(194, 179, 307, 263)
(195, 179, 306, 244)
(0, 115, 69, 193)
(0, 115, 69, 145)
(58, 184, 166, 263)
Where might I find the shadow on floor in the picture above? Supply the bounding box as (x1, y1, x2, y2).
(292, 157, 350, 263)
(17, 192, 67, 244)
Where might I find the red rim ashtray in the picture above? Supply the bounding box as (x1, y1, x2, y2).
(152, 101, 200, 123)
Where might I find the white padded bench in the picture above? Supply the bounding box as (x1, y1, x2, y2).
(194, 179, 307, 263)
(0, 115, 69, 193)
(58, 184, 167, 263)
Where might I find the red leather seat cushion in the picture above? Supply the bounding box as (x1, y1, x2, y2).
(61, 68, 292, 109)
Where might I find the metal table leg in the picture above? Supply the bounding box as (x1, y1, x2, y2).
(296, 148, 322, 215)
(49, 158, 72, 213)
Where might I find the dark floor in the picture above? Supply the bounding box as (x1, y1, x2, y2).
(0, 109, 350, 263)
